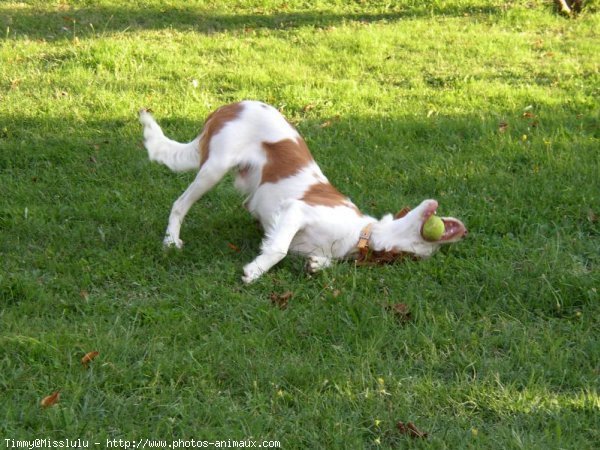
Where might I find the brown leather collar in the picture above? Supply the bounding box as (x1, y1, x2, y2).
(357, 224, 373, 256)
(355, 207, 417, 265)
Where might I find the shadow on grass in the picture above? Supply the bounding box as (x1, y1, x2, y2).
(1, 103, 596, 249)
(1, 104, 597, 313)
(1, 3, 503, 40)
(1, 103, 597, 216)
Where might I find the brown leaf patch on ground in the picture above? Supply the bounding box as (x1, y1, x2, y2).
(270, 291, 293, 309)
(387, 303, 412, 324)
(81, 351, 99, 368)
(397, 421, 428, 438)
(40, 391, 60, 408)
(227, 242, 241, 252)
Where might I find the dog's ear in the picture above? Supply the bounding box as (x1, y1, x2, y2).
(394, 207, 411, 219)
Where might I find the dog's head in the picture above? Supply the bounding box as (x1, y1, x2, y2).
(373, 199, 467, 258)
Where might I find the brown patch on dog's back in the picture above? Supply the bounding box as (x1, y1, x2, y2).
(260, 138, 313, 184)
(199, 102, 244, 166)
(302, 182, 361, 214)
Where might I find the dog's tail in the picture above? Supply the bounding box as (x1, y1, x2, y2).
(139, 109, 200, 173)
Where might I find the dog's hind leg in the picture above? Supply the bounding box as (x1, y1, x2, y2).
(140, 108, 244, 248)
(163, 159, 230, 248)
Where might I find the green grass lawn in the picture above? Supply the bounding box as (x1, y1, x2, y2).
(1, 0, 598, 448)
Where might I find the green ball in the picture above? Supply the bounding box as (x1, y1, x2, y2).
(422, 215, 445, 241)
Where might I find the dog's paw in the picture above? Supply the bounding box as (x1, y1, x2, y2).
(307, 255, 332, 273)
(242, 262, 263, 284)
(163, 234, 183, 249)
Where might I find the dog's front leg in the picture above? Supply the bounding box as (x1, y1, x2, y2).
(242, 201, 305, 284)
(307, 255, 332, 273)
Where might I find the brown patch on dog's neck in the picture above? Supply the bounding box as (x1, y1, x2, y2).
(302, 182, 362, 215)
(199, 102, 244, 166)
(260, 138, 313, 184)
(302, 182, 346, 207)
(395, 207, 411, 219)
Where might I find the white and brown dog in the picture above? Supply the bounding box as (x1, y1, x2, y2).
(139, 101, 467, 283)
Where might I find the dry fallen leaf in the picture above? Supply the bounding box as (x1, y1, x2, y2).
(41, 391, 60, 408)
(81, 351, 99, 368)
(397, 421, 428, 439)
(388, 303, 412, 324)
(227, 242, 241, 252)
(270, 291, 293, 309)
